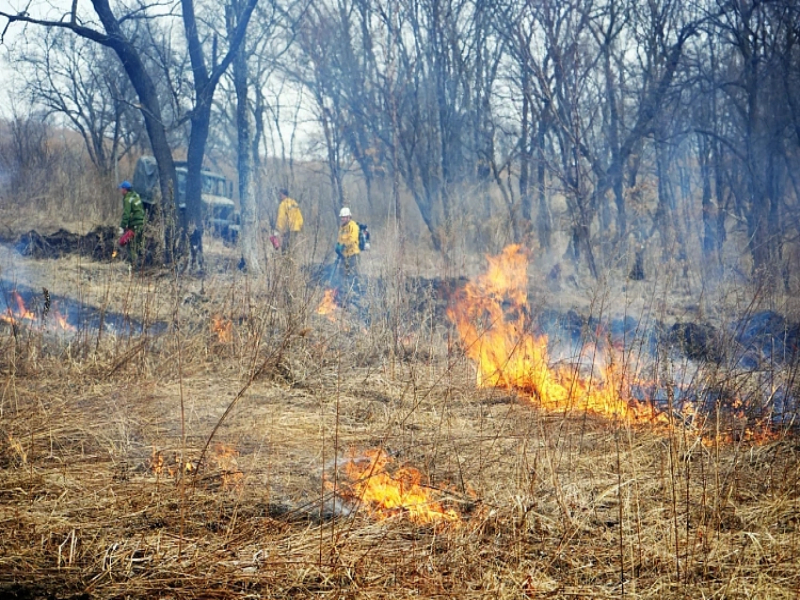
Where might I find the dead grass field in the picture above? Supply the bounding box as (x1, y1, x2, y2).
(1, 237, 799, 600)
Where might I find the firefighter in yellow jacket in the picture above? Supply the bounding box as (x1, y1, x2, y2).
(335, 207, 360, 283)
(276, 188, 303, 253)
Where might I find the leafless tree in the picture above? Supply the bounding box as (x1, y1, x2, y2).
(178, 0, 258, 264)
(217, 0, 297, 273)
(2, 0, 257, 266)
(13, 28, 144, 174)
(696, 0, 800, 280)
(1, 0, 178, 222)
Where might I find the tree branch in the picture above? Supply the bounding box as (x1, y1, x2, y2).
(0, 11, 109, 45)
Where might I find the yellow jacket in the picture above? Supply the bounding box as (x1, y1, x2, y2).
(277, 197, 303, 233)
(337, 219, 361, 257)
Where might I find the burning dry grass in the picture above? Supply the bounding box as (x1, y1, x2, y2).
(0, 244, 799, 599)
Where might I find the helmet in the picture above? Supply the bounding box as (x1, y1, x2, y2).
(119, 180, 132, 190)
(339, 207, 351, 218)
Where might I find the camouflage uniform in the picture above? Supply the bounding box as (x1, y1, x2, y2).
(120, 190, 145, 263)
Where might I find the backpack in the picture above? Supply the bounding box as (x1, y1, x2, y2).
(357, 223, 371, 251)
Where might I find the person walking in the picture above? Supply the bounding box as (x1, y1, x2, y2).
(275, 188, 303, 253)
(118, 180, 145, 265)
(335, 207, 361, 289)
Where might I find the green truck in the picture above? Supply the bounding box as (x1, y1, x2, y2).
(133, 156, 240, 243)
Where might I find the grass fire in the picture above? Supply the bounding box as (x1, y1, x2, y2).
(447, 245, 664, 424)
(4, 0, 800, 593)
(2, 290, 76, 332)
(0, 225, 798, 599)
(316, 288, 340, 322)
(329, 448, 461, 525)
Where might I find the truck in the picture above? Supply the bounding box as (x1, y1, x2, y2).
(133, 156, 240, 243)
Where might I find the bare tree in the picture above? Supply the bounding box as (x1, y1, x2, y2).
(13, 28, 144, 174)
(1, 0, 177, 224)
(700, 0, 799, 279)
(227, 0, 260, 273)
(220, 0, 294, 273)
(2, 0, 257, 266)
(178, 0, 258, 269)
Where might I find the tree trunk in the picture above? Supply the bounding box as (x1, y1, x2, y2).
(180, 0, 258, 270)
(90, 0, 177, 257)
(535, 113, 551, 250)
(519, 74, 531, 227)
(230, 1, 260, 274)
(698, 135, 718, 261)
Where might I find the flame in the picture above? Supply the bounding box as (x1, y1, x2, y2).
(1, 291, 37, 325)
(211, 443, 243, 491)
(706, 426, 780, 446)
(1, 291, 75, 332)
(695, 410, 781, 446)
(211, 315, 233, 343)
(316, 289, 339, 322)
(52, 307, 76, 332)
(149, 448, 195, 478)
(447, 245, 664, 424)
(331, 449, 460, 525)
(149, 448, 166, 475)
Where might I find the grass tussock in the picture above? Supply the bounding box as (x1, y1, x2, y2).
(0, 239, 799, 600)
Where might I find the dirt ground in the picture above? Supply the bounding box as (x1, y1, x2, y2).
(1, 236, 799, 599)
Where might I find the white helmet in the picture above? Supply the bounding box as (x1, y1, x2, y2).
(339, 207, 351, 218)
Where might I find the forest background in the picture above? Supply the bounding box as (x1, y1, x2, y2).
(0, 0, 798, 285)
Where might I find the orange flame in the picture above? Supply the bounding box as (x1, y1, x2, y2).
(149, 448, 166, 476)
(447, 245, 664, 423)
(331, 449, 460, 525)
(52, 307, 76, 332)
(211, 315, 233, 343)
(212, 443, 243, 491)
(1, 291, 37, 325)
(316, 289, 339, 322)
(1, 292, 75, 332)
(149, 448, 195, 478)
(693, 409, 781, 446)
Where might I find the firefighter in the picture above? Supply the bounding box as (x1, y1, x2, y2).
(276, 188, 303, 253)
(335, 206, 361, 287)
(118, 180, 145, 265)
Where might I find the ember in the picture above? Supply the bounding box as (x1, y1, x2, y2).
(330, 449, 460, 525)
(447, 245, 664, 424)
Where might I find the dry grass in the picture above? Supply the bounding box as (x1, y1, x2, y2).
(0, 238, 799, 600)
